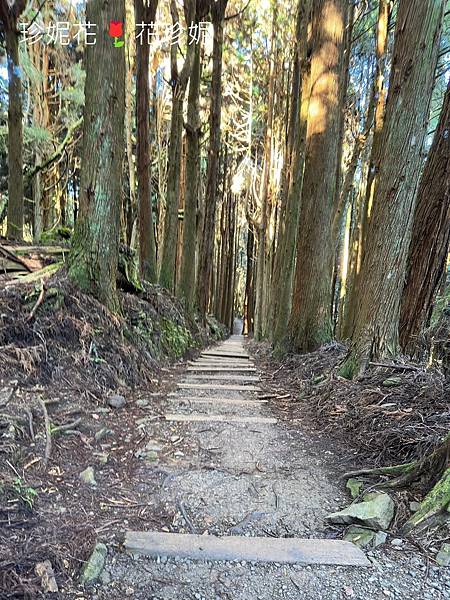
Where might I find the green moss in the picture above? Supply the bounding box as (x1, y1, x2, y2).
(160, 319, 192, 358)
(40, 226, 72, 243)
(338, 355, 358, 380)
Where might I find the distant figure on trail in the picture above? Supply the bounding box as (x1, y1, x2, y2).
(233, 317, 243, 335)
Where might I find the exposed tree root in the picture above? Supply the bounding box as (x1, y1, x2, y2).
(343, 462, 416, 480)
(403, 467, 450, 532)
(345, 434, 450, 531)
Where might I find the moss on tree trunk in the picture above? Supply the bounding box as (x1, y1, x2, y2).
(68, 0, 126, 312)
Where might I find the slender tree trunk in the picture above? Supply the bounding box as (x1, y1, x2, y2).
(125, 0, 137, 247)
(178, 39, 202, 310)
(331, 0, 355, 234)
(399, 81, 450, 354)
(287, 0, 348, 353)
(244, 218, 255, 335)
(340, 0, 392, 337)
(343, 0, 445, 376)
(68, 0, 126, 312)
(136, 0, 158, 282)
(271, 0, 312, 348)
(196, 0, 228, 317)
(5, 12, 24, 240)
(359, 0, 392, 260)
(254, 5, 277, 341)
(159, 0, 196, 291)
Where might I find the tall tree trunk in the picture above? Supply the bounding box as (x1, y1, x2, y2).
(287, 0, 348, 353)
(340, 0, 392, 337)
(254, 4, 277, 341)
(244, 218, 255, 335)
(178, 38, 202, 311)
(399, 81, 450, 355)
(360, 0, 392, 250)
(136, 0, 158, 283)
(270, 0, 312, 348)
(159, 0, 196, 291)
(68, 0, 126, 312)
(2, 2, 26, 240)
(196, 0, 228, 317)
(331, 0, 355, 237)
(125, 0, 137, 247)
(343, 0, 445, 376)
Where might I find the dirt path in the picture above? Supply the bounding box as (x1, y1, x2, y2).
(91, 337, 449, 600)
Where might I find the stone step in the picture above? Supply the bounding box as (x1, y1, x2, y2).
(164, 414, 277, 424)
(177, 383, 260, 392)
(124, 531, 370, 567)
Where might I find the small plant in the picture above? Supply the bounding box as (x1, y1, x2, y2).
(12, 477, 38, 509)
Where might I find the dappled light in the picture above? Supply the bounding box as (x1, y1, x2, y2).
(0, 0, 449, 596)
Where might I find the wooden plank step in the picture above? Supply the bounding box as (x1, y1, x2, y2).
(177, 383, 260, 392)
(172, 397, 268, 406)
(186, 375, 259, 382)
(164, 414, 277, 424)
(202, 352, 249, 359)
(193, 359, 255, 366)
(187, 366, 257, 372)
(124, 532, 370, 566)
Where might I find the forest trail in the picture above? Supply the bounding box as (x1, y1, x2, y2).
(125, 335, 367, 566)
(99, 338, 448, 599)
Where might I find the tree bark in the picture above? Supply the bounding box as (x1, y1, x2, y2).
(2, 1, 27, 240)
(136, 0, 158, 283)
(343, 0, 445, 376)
(196, 0, 228, 317)
(254, 4, 277, 341)
(125, 0, 137, 247)
(68, 0, 126, 312)
(159, 0, 196, 292)
(270, 0, 312, 348)
(340, 0, 392, 338)
(287, 0, 348, 353)
(360, 0, 392, 251)
(399, 81, 450, 354)
(178, 34, 202, 311)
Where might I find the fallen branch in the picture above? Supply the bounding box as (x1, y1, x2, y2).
(26, 283, 46, 323)
(369, 362, 422, 372)
(25, 408, 35, 440)
(38, 398, 51, 467)
(51, 418, 82, 435)
(177, 500, 196, 533)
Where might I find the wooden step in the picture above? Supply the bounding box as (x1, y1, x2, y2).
(201, 352, 249, 359)
(124, 531, 370, 566)
(186, 375, 259, 382)
(187, 366, 257, 372)
(171, 397, 268, 406)
(192, 360, 255, 367)
(164, 414, 277, 424)
(177, 383, 260, 392)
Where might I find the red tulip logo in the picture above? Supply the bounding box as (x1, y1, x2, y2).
(109, 21, 123, 37)
(109, 21, 124, 47)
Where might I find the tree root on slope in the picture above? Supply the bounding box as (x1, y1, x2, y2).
(344, 434, 450, 532)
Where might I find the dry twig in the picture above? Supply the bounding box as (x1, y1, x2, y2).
(38, 398, 52, 467)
